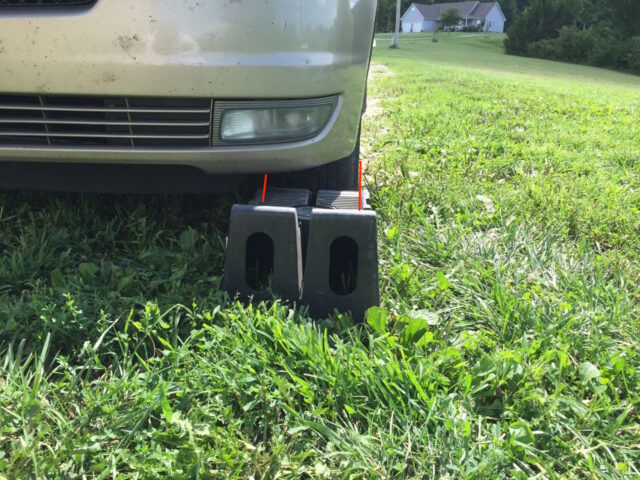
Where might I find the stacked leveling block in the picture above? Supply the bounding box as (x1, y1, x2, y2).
(223, 188, 379, 321)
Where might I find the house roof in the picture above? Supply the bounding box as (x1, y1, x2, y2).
(468, 2, 503, 20)
(413, 1, 480, 20)
(408, 1, 502, 21)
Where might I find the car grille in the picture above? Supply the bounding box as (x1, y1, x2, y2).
(0, 95, 213, 148)
(0, 0, 95, 7)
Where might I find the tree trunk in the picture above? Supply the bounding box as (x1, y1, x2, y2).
(391, 0, 401, 48)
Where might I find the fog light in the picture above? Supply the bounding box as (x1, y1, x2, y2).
(213, 96, 338, 145)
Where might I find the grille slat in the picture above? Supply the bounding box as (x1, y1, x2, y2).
(0, 95, 213, 148)
(0, 105, 212, 114)
(0, 131, 212, 139)
(0, 119, 211, 127)
(0, 0, 95, 7)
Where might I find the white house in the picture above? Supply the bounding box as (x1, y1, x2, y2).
(401, 1, 506, 33)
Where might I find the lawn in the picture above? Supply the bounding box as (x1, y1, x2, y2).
(1, 33, 639, 478)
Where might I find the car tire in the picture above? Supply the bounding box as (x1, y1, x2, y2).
(287, 128, 360, 191)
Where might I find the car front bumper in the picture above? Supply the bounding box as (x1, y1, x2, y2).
(0, 0, 376, 174)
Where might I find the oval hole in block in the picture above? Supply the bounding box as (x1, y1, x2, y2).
(246, 232, 274, 292)
(329, 236, 358, 296)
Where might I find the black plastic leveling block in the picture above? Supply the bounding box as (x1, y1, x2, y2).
(223, 188, 379, 321)
(301, 208, 379, 321)
(249, 187, 312, 208)
(222, 205, 303, 302)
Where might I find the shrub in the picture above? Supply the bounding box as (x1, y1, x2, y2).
(526, 39, 559, 60)
(462, 24, 482, 32)
(554, 26, 594, 63)
(504, 0, 639, 75)
(505, 0, 580, 54)
(625, 37, 640, 72)
(588, 28, 627, 68)
(512, 22, 637, 73)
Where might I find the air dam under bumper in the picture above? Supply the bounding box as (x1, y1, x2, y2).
(0, 0, 377, 174)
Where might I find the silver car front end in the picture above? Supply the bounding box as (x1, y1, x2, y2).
(0, 0, 377, 174)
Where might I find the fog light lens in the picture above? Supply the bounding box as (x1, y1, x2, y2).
(214, 97, 337, 145)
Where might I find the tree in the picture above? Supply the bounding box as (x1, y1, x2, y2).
(497, 0, 519, 23)
(503, 0, 640, 73)
(439, 8, 463, 31)
(516, 0, 532, 10)
(391, 0, 402, 48)
(504, 0, 580, 54)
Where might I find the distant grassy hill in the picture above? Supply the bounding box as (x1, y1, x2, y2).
(375, 32, 640, 91)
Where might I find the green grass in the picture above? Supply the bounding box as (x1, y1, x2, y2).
(1, 33, 639, 478)
(375, 33, 640, 90)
